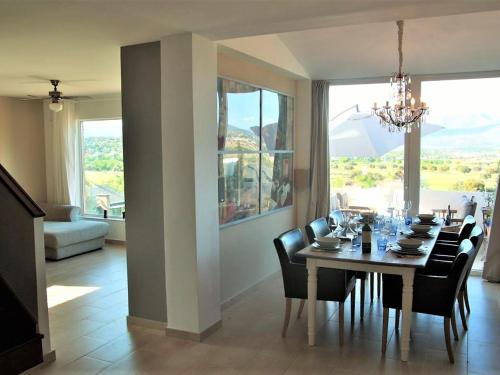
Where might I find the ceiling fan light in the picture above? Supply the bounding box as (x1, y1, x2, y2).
(49, 101, 63, 112)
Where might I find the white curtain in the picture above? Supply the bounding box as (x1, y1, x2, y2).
(307, 80, 330, 221)
(483, 176, 500, 282)
(43, 100, 80, 206)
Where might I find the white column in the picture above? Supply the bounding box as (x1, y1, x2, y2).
(161, 33, 221, 336)
(404, 78, 422, 215)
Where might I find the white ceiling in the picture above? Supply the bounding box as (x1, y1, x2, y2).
(1, 1, 500, 97)
(278, 10, 500, 79)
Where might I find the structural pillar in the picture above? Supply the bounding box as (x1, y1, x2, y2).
(121, 33, 221, 338)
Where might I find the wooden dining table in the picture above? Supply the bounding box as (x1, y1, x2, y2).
(297, 221, 442, 362)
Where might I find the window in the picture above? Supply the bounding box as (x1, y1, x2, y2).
(80, 119, 125, 218)
(329, 83, 405, 213)
(420, 78, 500, 216)
(217, 78, 294, 225)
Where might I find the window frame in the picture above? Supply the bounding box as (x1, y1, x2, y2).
(78, 117, 125, 220)
(329, 70, 500, 214)
(217, 76, 295, 228)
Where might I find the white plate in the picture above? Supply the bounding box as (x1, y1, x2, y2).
(312, 243, 341, 251)
(390, 247, 425, 256)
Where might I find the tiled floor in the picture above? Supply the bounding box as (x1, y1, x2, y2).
(28, 244, 499, 374)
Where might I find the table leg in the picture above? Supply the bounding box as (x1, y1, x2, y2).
(307, 261, 318, 346)
(401, 270, 415, 361)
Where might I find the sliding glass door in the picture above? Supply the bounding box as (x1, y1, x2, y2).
(419, 78, 500, 269)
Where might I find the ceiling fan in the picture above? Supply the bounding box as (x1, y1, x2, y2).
(27, 79, 91, 112)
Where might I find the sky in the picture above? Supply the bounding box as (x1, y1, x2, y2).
(330, 77, 500, 130)
(82, 119, 122, 138)
(226, 90, 280, 131)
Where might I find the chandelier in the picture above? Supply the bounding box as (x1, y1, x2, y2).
(373, 20, 428, 133)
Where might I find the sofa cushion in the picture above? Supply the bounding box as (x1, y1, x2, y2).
(39, 203, 80, 222)
(44, 220, 109, 248)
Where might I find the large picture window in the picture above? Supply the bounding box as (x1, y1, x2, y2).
(80, 119, 125, 218)
(217, 78, 294, 225)
(329, 83, 405, 213)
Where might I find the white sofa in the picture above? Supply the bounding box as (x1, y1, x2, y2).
(41, 203, 110, 260)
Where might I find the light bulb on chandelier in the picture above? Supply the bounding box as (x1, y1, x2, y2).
(373, 20, 429, 133)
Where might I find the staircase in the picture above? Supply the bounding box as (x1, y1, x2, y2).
(0, 275, 43, 374)
(0, 163, 50, 374)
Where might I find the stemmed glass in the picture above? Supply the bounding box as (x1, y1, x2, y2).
(403, 200, 413, 226)
(346, 216, 360, 251)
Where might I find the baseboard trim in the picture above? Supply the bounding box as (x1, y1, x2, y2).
(221, 270, 281, 310)
(43, 350, 56, 363)
(470, 269, 482, 277)
(105, 239, 126, 246)
(165, 319, 222, 342)
(127, 315, 166, 331)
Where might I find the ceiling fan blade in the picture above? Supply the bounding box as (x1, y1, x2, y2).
(26, 95, 49, 99)
(61, 95, 93, 100)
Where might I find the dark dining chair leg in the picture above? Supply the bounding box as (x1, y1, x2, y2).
(297, 299, 305, 319)
(350, 285, 356, 325)
(360, 279, 365, 320)
(464, 284, 471, 314)
(444, 317, 455, 363)
(395, 309, 400, 332)
(377, 273, 381, 299)
(370, 272, 374, 303)
(339, 302, 344, 345)
(458, 291, 468, 331)
(382, 307, 389, 354)
(451, 309, 459, 341)
(282, 298, 292, 337)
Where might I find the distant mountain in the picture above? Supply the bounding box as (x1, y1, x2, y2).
(227, 125, 257, 139)
(423, 122, 500, 152)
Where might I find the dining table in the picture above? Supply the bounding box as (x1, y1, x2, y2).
(297, 220, 442, 362)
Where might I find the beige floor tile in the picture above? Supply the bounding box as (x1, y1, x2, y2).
(38, 245, 500, 375)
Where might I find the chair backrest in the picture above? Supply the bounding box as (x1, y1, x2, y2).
(458, 226, 484, 292)
(458, 215, 476, 242)
(469, 225, 484, 250)
(273, 228, 306, 269)
(305, 217, 331, 244)
(329, 210, 345, 226)
(448, 239, 475, 300)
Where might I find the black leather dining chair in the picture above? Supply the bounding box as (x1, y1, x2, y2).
(429, 226, 484, 330)
(273, 228, 356, 344)
(436, 215, 475, 244)
(381, 239, 475, 363)
(305, 217, 369, 320)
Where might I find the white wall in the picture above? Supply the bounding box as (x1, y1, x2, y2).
(217, 51, 299, 303)
(75, 96, 126, 242)
(0, 97, 46, 202)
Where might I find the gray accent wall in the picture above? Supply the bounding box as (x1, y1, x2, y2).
(121, 42, 167, 322)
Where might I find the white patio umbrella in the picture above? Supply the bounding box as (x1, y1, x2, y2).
(329, 112, 444, 157)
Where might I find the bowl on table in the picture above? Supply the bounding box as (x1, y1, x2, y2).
(314, 236, 341, 249)
(417, 213, 436, 223)
(410, 224, 432, 234)
(397, 238, 424, 250)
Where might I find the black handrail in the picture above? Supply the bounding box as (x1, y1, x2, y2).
(0, 163, 45, 218)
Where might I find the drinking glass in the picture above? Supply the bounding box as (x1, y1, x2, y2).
(377, 235, 388, 252)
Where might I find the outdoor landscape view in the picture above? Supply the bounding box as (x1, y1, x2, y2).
(81, 119, 125, 218)
(329, 79, 499, 218)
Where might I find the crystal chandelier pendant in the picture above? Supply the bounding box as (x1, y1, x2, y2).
(373, 20, 429, 132)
